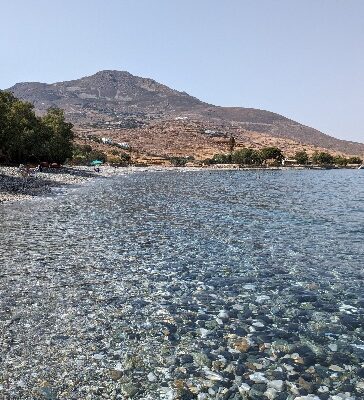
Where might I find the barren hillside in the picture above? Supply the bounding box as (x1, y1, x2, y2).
(8, 70, 364, 158)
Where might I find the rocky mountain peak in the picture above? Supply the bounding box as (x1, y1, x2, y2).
(7, 70, 364, 156)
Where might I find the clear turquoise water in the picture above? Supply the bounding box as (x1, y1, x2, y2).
(0, 169, 363, 398)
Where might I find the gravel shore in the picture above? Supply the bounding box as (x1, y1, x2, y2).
(0, 165, 132, 203)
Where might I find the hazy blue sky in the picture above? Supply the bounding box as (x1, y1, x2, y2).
(1, 0, 363, 142)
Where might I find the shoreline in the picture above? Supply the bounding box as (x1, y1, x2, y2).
(0, 164, 359, 204)
(0, 166, 122, 204)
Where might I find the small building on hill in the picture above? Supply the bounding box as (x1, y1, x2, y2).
(101, 137, 113, 144)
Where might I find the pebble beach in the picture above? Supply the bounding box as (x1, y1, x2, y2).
(0, 165, 136, 204)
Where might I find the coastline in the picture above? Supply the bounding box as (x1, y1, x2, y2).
(0, 165, 178, 204)
(0, 166, 126, 204)
(0, 164, 358, 204)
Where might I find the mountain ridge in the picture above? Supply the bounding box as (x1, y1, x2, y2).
(8, 70, 364, 156)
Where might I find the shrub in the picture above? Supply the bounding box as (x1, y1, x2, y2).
(170, 157, 188, 166)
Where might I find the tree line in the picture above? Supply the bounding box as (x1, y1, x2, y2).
(204, 147, 362, 166)
(0, 91, 74, 164)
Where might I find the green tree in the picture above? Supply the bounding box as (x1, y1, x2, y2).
(0, 91, 43, 163)
(0, 91, 14, 160)
(41, 107, 74, 163)
(260, 147, 284, 164)
(250, 150, 262, 165)
(232, 148, 261, 165)
(333, 155, 348, 166)
(0, 92, 75, 165)
(311, 151, 334, 165)
(347, 156, 363, 164)
(295, 150, 309, 165)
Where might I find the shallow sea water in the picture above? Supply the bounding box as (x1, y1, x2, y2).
(0, 169, 363, 399)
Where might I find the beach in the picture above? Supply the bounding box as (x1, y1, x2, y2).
(0, 165, 136, 204)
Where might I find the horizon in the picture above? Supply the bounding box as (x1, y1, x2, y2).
(1, 0, 363, 143)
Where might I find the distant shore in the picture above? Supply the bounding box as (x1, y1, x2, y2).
(0, 164, 360, 204)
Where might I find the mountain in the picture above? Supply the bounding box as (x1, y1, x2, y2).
(9, 70, 204, 121)
(8, 70, 364, 157)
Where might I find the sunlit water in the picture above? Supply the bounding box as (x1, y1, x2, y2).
(0, 169, 363, 399)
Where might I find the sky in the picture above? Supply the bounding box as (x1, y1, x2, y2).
(1, 0, 363, 143)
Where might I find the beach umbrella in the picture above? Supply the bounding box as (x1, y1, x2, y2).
(90, 160, 103, 166)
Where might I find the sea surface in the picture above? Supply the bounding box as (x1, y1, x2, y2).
(0, 169, 363, 399)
